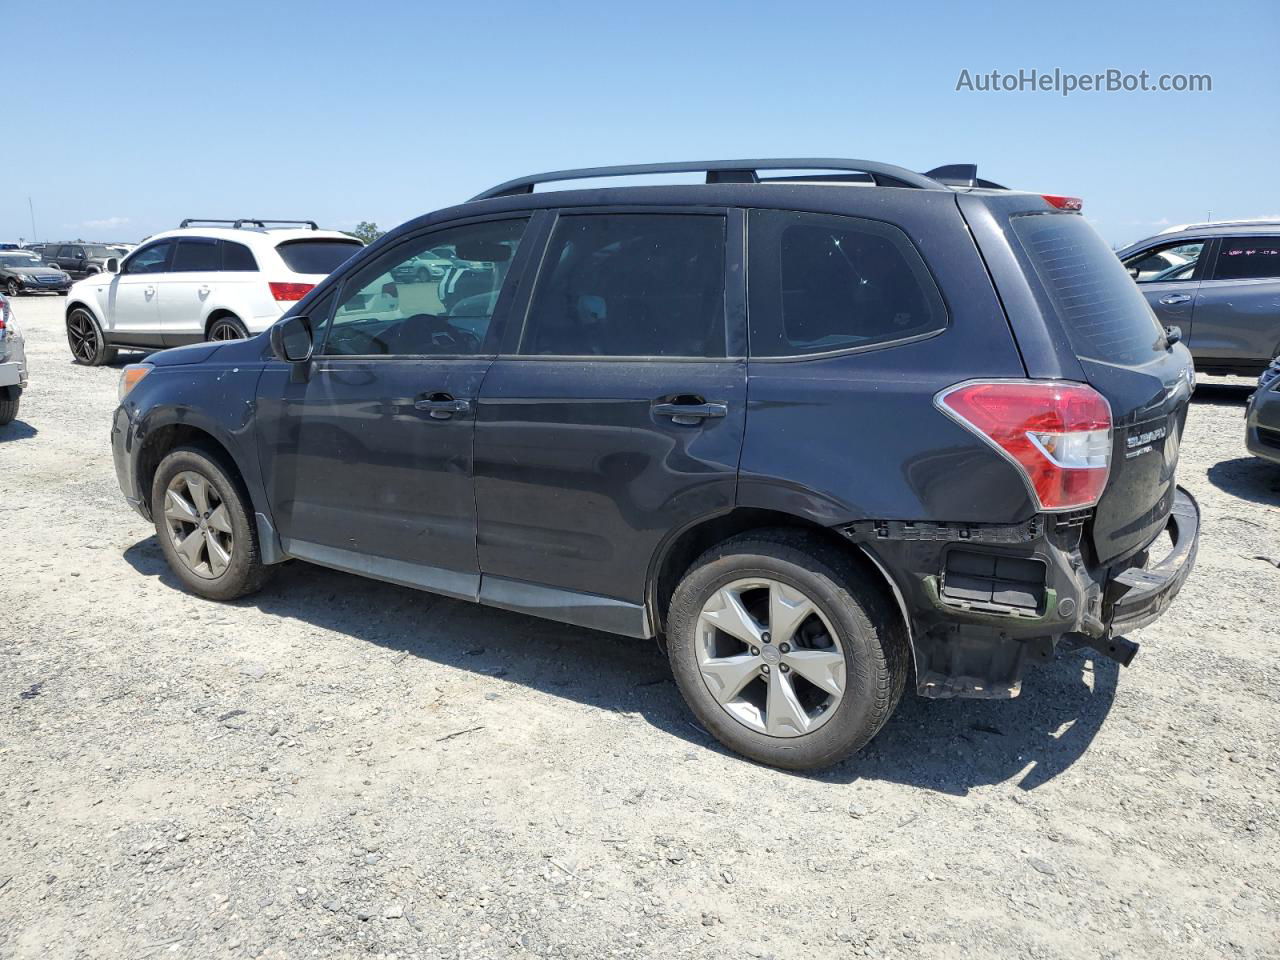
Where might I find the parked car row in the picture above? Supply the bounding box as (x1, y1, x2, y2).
(109, 158, 1203, 770)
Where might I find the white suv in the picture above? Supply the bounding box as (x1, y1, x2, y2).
(64, 219, 363, 365)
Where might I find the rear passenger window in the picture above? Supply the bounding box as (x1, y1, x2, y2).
(221, 241, 257, 272)
(747, 210, 946, 357)
(172, 238, 220, 272)
(1213, 237, 1280, 281)
(520, 214, 726, 357)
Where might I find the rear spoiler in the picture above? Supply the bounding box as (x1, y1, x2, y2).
(926, 164, 1081, 210)
(922, 164, 1010, 190)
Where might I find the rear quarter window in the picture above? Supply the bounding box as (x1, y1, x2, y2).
(1011, 213, 1163, 366)
(276, 239, 362, 275)
(747, 210, 947, 357)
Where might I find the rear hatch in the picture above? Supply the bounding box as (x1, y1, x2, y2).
(978, 202, 1193, 567)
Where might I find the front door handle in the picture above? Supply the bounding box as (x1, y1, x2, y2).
(1159, 294, 1192, 305)
(198, 284, 211, 296)
(414, 393, 471, 419)
(652, 399, 729, 426)
(144, 285, 155, 298)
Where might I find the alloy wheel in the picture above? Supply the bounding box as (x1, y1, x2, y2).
(67, 311, 99, 363)
(6, 280, 18, 297)
(695, 578, 846, 737)
(163, 471, 235, 580)
(209, 321, 245, 342)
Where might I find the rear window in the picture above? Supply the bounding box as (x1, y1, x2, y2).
(1011, 213, 1163, 366)
(275, 239, 362, 275)
(1212, 237, 1280, 281)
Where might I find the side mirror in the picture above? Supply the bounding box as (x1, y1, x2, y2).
(271, 314, 314, 363)
(105, 258, 120, 274)
(1164, 325, 1183, 347)
(1127, 266, 1140, 279)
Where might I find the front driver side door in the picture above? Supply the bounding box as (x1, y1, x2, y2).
(255, 216, 532, 600)
(1123, 238, 1207, 344)
(105, 239, 173, 344)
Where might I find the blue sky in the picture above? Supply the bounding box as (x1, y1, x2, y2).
(6, 0, 1277, 247)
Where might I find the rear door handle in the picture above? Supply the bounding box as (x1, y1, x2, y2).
(1159, 294, 1192, 305)
(414, 393, 471, 419)
(652, 399, 728, 426)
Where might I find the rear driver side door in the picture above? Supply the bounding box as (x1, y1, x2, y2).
(474, 209, 747, 625)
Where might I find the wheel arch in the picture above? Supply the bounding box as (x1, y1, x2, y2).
(204, 309, 246, 338)
(646, 507, 911, 647)
(65, 298, 103, 326)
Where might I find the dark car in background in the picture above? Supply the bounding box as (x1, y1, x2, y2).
(1118, 221, 1280, 376)
(1246, 357, 1280, 464)
(111, 158, 1199, 770)
(0, 249, 72, 296)
(44, 243, 121, 279)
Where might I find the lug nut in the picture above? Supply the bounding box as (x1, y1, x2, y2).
(780, 663, 790, 674)
(761, 632, 772, 643)
(761, 664, 770, 673)
(779, 643, 790, 653)
(750, 647, 760, 656)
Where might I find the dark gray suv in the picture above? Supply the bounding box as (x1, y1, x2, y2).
(110, 159, 1200, 769)
(44, 243, 120, 279)
(1118, 221, 1280, 376)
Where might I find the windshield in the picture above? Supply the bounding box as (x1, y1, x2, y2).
(0, 254, 43, 268)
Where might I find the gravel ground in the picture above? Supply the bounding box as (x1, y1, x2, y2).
(2, 293, 1278, 960)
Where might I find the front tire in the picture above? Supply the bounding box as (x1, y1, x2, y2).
(666, 530, 908, 770)
(151, 446, 272, 601)
(5, 279, 20, 297)
(66, 307, 118, 366)
(0, 393, 19, 425)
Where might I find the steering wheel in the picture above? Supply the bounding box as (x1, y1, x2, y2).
(403, 313, 482, 353)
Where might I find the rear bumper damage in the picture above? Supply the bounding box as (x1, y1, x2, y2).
(843, 486, 1200, 699)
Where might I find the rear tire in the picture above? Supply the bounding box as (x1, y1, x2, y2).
(665, 529, 908, 770)
(207, 315, 249, 341)
(66, 307, 118, 366)
(0, 394, 19, 425)
(151, 446, 272, 601)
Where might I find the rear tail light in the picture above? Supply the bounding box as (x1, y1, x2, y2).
(1041, 194, 1083, 211)
(269, 282, 315, 302)
(936, 380, 1112, 511)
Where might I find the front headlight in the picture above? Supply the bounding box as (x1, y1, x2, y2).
(20, 274, 35, 282)
(119, 363, 154, 402)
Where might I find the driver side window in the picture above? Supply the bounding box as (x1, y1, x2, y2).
(123, 241, 174, 275)
(1123, 240, 1205, 283)
(323, 218, 529, 357)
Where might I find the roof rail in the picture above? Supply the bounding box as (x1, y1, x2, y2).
(1158, 218, 1280, 235)
(179, 218, 320, 230)
(470, 158, 945, 201)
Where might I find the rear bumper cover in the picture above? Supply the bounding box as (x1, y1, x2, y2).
(0, 358, 26, 390)
(1105, 487, 1199, 637)
(845, 486, 1200, 699)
